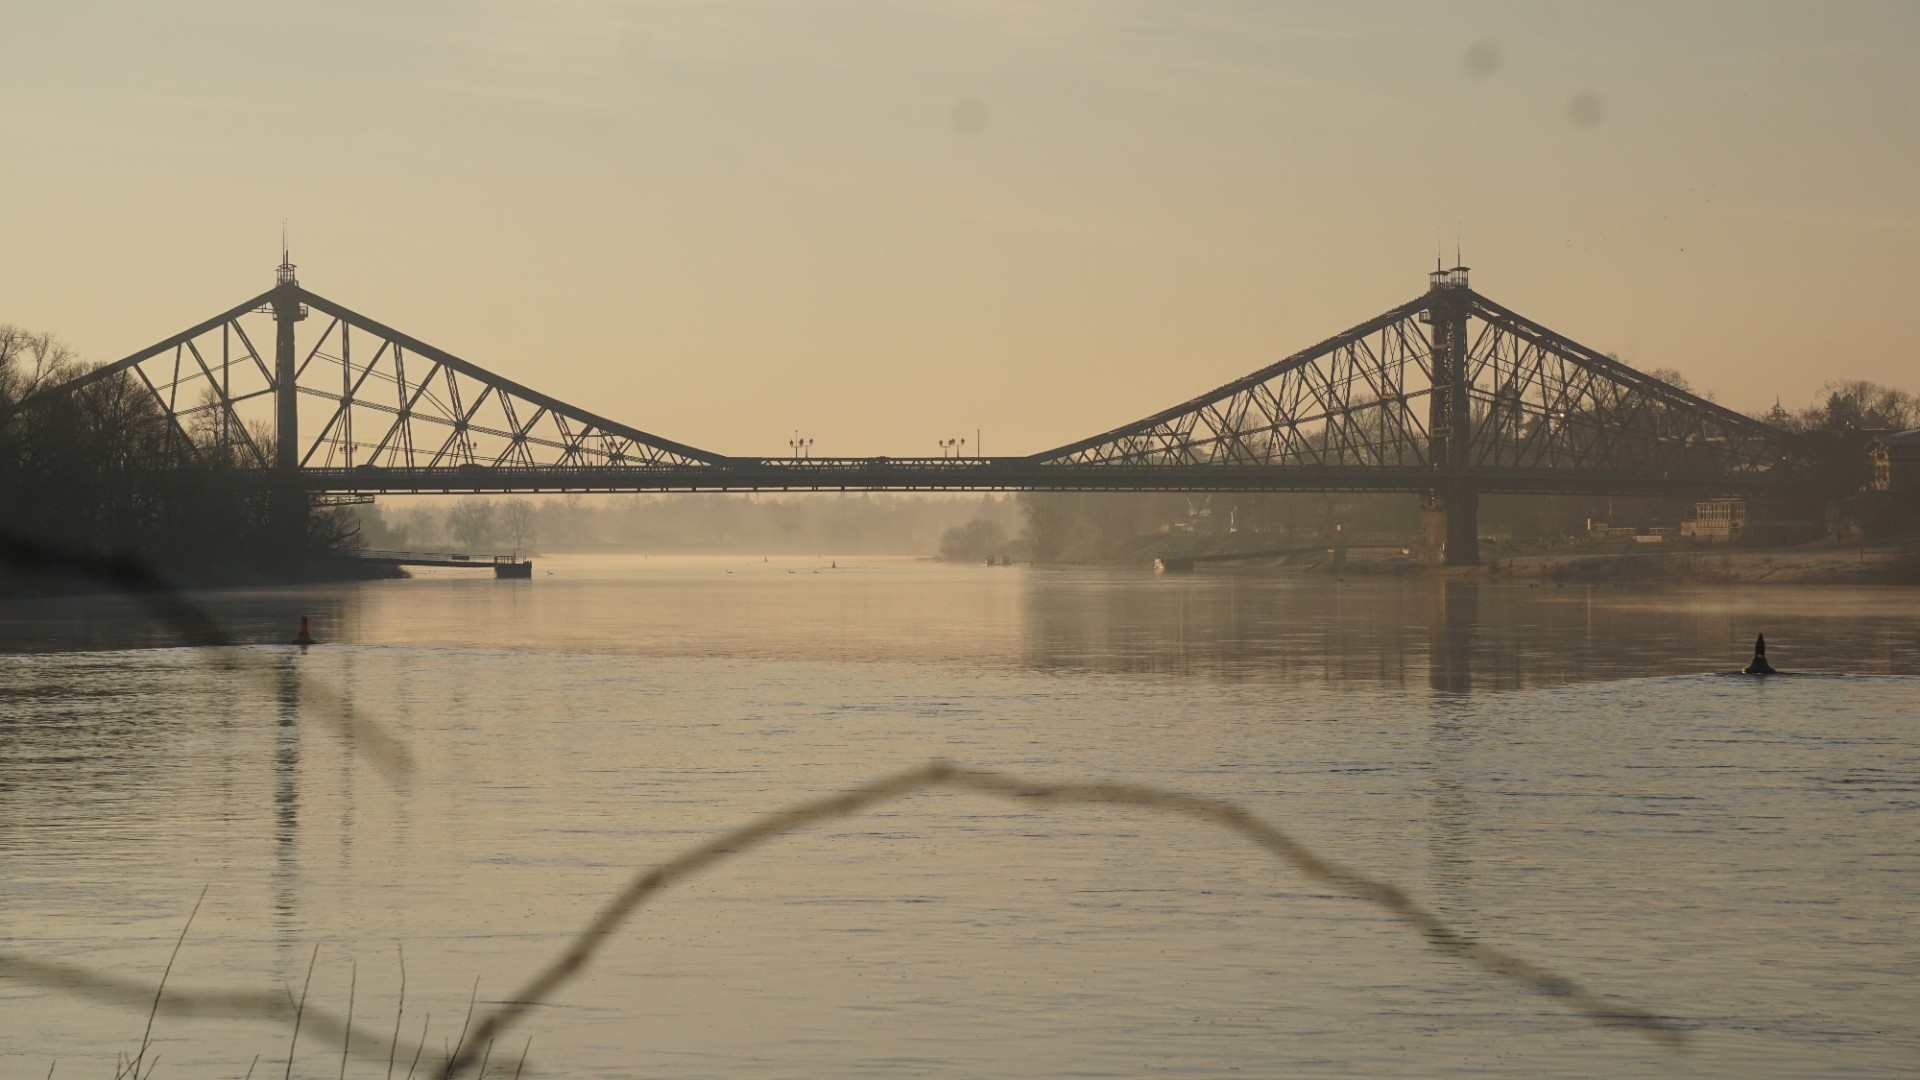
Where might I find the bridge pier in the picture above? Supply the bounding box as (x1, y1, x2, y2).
(1419, 485, 1480, 567)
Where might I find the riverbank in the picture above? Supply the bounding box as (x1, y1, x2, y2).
(1475, 543, 1920, 586)
(1122, 537, 1920, 586)
(0, 549, 405, 599)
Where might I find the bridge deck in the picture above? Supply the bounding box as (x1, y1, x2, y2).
(290, 460, 1806, 498)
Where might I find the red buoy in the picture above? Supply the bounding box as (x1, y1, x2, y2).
(291, 615, 317, 646)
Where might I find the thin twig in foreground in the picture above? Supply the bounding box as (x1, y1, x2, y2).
(446, 761, 1688, 1076)
(0, 954, 423, 1069)
(0, 528, 413, 781)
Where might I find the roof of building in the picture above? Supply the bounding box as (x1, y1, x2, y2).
(1871, 429, 1920, 447)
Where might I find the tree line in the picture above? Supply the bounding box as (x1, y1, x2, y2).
(0, 324, 361, 594)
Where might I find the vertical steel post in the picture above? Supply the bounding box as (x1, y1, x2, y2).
(273, 275, 301, 469)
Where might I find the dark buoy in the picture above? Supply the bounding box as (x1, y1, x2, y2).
(1742, 633, 1774, 675)
(291, 615, 317, 646)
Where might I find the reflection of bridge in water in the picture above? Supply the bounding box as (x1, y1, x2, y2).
(21, 259, 1812, 565)
(1016, 575, 1787, 693)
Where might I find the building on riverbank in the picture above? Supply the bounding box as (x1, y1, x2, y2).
(1679, 497, 1823, 545)
(1868, 430, 1920, 493)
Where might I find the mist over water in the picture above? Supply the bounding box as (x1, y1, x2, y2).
(2, 556, 1917, 1077)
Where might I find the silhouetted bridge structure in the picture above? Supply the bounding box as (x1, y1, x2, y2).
(17, 259, 1813, 565)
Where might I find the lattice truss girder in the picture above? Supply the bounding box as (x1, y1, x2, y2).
(1036, 292, 1796, 479)
(51, 288, 722, 473)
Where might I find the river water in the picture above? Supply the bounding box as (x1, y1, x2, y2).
(1, 555, 1916, 1078)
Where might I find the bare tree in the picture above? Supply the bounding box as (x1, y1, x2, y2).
(447, 498, 497, 551)
(499, 499, 537, 553)
(0, 325, 80, 408)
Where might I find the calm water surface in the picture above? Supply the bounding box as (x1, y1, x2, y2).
(1, 555, 1916, 1078)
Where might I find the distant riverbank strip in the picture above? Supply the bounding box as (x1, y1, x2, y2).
(1472, 543, 1920, 586)
(1113, 538, 1920, 586)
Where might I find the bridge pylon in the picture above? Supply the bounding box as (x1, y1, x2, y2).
(270, 250, 311, 557)
(1420, 264, 1478, 566)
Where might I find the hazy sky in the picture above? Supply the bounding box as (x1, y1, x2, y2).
(3, 1, 1916, 457)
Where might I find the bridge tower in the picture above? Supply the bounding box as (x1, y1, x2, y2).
(270, 246, 310, 554)
(1420, 264, 1479, 566)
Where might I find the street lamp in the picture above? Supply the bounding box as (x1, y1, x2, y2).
(938, 437, 968, 459)
(788, 432, 814, 460)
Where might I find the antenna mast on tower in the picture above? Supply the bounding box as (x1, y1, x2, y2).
(277, 221, 298, 287)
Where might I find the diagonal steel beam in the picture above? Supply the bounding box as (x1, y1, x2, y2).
(293, 286, 728, 467)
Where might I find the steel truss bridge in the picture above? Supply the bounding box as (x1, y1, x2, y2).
(17, 261, 1810, 564)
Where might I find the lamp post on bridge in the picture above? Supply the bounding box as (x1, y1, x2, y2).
(788, 432, 814, 460)
(938, 437, 967, 459)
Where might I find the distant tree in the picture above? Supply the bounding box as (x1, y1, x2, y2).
(0, 324, 80, 406)
(1791, 380, 1919, 434)
(447, 498, 497, 550)
(1644, 367, 1692, 393)
(499, 498, 538, 552)
(939, 518, 1006, 561)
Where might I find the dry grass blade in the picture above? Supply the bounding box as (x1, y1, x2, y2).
(405, 1011, 431, 1080)
(131, 885, 208, 1080)
(440, 979, 478, 1080)
(446, 761, 1687, 1075)
(284, 945, 319, 1080)
(341, 960, 357, 1080)
(389, 945, 406, 1080)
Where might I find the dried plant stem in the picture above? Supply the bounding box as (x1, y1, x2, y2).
(405, 1011, 431, 1080)
(132, 885, 208, 1080)
(441, 979, 478, 1079)
(389, 945, 406, 1080)
(341, 960, 357, 1080)
(284, 945, 319, 1080)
